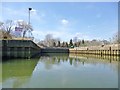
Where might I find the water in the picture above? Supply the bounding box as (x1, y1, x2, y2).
(2, 53, 118, 88)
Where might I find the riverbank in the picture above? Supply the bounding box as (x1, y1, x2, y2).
(1, 40, 120, 59)
(69, 44, 120, 56)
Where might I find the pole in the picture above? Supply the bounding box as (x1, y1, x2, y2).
(29, 9, 30, 24)
(28, 8, 32, 24)
(28, 8, 32, 38)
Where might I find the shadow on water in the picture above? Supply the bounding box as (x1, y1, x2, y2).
(2, 52, 41, 62)
(2, 57, 40, 88)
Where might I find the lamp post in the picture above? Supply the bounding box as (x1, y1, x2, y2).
(28, 8, 32, 39)
(28, 8, 32, 55)
(28, 8, 32, 25)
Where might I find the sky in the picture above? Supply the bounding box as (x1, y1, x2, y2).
(1, 2, 118, 42)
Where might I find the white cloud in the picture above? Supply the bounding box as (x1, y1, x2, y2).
(32, 28, 92, 42)
(61, 19, 69, 25)
(31, 9, 36, 12)
(31, 9, 37, 15)
(2, 7, 45, 24)
(32, 28, 71, 41)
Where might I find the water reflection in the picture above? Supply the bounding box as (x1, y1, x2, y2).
(2, 53, 118, 88)
(2, 58, 39, 88)
(37, 53, 118, 71)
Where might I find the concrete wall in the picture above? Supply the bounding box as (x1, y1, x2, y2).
(2, 40, 41, 59)
(2, 39, 120, 59)
(41, 48, 69, 53)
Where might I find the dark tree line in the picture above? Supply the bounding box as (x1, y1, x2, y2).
(42, 39, 84, 48)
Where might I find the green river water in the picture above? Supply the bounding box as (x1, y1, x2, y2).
(1, 53, 119, 88)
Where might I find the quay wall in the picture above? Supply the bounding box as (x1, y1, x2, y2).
(2, 40, 41, 59)
(1, 39, 120, 59)
(41, 48, 69, 53)
(69, 44, 120, 56)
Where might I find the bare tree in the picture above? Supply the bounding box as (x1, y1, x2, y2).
(0, 20, 14, 34)
(44, 34, 53, 47)
(107, 32, 119, 44)
(73, 36, 78, 43)
(44, 34, 62, 47)
(77, 41, 81, 47)
(0, 20, 15, 39)
(0, 21, 4, 29)
(112, 32, 120, 44)
(17, 20, 33, 38)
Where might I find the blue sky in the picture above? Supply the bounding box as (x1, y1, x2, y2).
(1, 2, 118, 42)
